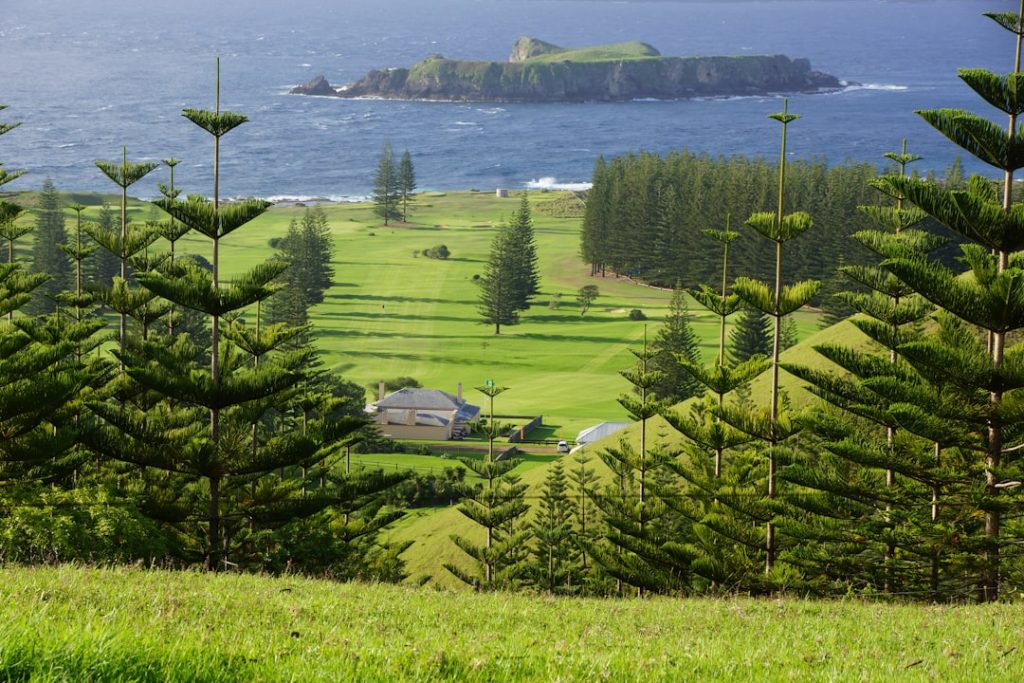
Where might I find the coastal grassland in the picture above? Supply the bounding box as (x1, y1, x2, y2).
(10, 189, 819, 436)
(7, 188, 827, 586)
(390, 316, 866, 587)
(349, 449, 558, 482)
(54, 189, 817, 437)
(523, 40, 662, 64)
(2, 565, 1022, 683)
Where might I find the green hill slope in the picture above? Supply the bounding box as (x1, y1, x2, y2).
(392, 317, 869, 587)
(521, 40, 662, 64)
(2, 565, 1020, 682)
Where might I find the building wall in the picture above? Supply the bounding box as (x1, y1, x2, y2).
(380, 424, 451, 441)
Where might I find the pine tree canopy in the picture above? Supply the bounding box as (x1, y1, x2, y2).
(182, 109, 249, 138)
(649, 286, 702, 403)
(478, 226, 520, 333)
(916, 108, 1024, 172)
(372, 141, 402, 225)
(154, 197, 272, 240)
(29, 178, 71, 312)
(137, 260, 287, 316)
(94, 153, 158, 189)
(728, 308, 772, 365)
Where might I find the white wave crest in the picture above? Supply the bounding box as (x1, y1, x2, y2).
(525, 177, 592, 192)
(264, 194, 370, 204)
(844, 83, 908, 92)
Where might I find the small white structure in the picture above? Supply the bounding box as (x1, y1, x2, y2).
(496, 188, 509, 198)
(573, 421, 632, 451)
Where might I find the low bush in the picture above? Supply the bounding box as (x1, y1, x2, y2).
(422, 244, 450, 259)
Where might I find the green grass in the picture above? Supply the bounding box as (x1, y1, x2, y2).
(349, 449, 558, 482)
(2, 565, 1022, 682)
(523, 40, 662, 64)
(388, 316, 868, 588)
(14, 189, 831, 587)
(31, 189, 819, 439)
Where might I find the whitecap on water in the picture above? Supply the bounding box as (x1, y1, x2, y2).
(265, 194, 369, 204)
(843, 83, 908, 92)
(525, 177, 592, 192)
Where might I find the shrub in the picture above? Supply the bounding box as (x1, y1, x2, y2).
(0, 486, 177, 564)
(629, 309, 646, 320)
(369, 377, 422, 394)
(422, 244, 450, 259)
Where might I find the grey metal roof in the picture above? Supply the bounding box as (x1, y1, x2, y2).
(374, 388, 481, 419)
(454, 403, 481, 423)
(375, 388, 462, 410)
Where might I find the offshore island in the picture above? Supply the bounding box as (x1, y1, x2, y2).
(291, 36, 846, 103)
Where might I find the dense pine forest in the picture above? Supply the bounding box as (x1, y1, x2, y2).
(579, 152, 969, 293)
(1, 5, 1024, 609)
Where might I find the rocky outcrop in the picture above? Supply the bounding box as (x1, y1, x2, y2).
(295, 38, 845, 103)
(290, 75, 337, 96)
(509, 37, 567, 63)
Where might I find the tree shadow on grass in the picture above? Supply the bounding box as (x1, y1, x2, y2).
(331, 261, 418, 267)
(340, 349, 529, 366)
(321, 311, 477, 323)
(513, 332, 636, 344)
(519, 313, 618, 323)
(324, 292, 477, 306)
(316, 329, 470, 341)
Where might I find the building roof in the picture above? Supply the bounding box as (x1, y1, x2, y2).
(372, 388, 481, 423)
(375, 388, 463, 411)
(454, 403, 481, 423)
(575, 421, 632, 445)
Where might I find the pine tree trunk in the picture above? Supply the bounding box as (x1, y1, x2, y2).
(119, 178, 128, 360)
(208, 474, 221, 571)
(982, 6, 1024, 602)
(766, 237, 782, 576)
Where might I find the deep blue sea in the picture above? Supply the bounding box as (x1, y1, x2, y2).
(0, 0, 1012, 201)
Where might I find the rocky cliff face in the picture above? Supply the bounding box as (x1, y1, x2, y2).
(508, 37, 564, 63)
(293, 39, 845, 103)
(290, 74, 337, 96)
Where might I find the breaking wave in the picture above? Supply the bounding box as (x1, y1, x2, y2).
(525, 177, 592, 192)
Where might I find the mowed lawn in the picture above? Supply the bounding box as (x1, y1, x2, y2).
(2, 565, 1022, 683)
(184, 191, 817, 436)
(39, 189, 818, 436)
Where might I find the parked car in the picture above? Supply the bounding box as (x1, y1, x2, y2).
(556, 440, 569, 453)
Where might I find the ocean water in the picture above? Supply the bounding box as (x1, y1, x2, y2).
(0, 0, 1011, 200)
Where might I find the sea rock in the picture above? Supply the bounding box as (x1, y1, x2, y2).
(509, 37, 564, 63)
(294, 38, 845, 103)
(290, 75, 336, 96)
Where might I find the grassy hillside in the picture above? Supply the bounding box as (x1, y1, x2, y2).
(2, 565, 1021, 682)
(13, 189, 819, 438)
(390, 317, 869, 587)
(523, 40, 662, 64)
